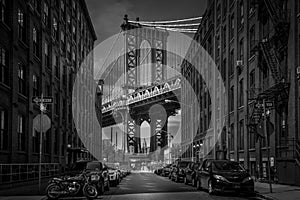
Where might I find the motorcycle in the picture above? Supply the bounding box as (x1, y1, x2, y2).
(46, 172, 98, 200)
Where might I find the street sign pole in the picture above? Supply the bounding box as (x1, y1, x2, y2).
(263, 99, 272, 193)
(39, 94, 44, 194)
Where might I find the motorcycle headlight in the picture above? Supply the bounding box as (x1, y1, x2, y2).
(243, 176, 253, 182)
(91, 174, 100, 181)
(213, 175, 229, 182)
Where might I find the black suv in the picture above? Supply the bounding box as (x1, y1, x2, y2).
(68, 160, 110, 193)
(170, 161, 191, 182)
(196, 159, 254, 195)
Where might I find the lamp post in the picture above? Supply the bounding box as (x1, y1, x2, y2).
(158, 130, 173, 164)
(165, 99, 194, 161)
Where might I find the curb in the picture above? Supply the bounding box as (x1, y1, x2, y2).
(255, 192, 276, 200)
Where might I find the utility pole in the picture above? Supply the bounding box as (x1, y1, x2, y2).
(263, 99, 272, 193)
(38, 94, 45, 193)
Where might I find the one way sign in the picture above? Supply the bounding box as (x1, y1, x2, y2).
(32, 96, 53, 104)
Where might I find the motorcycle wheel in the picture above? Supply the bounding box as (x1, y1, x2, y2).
(83, 184, 98, 199)
(46, 183, 61, 200)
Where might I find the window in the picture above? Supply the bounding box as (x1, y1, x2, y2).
(43, 2, 49, 26)
(72, 0, 76, 12)
(239, 79, 244, 106)
(222, 26, 227, 49)
(61, 132, 66, 156)
(239, 38, 244, 61)
(44, 42, 49, 68)
(53, 54, 59, 78)
(61, 0, 65, 17)
(250, 70, 255, 88)
(0, 46, 8, 85)
(31, 0, 41, 13)
(222, 58, 226, 81)
(33, 27, 39, 56)
(17, 9, 26, 42)
(67, 42, 71, 60)
(18, 63, 26, 95)
(230, 123, 234, 151)
(67, 13, 71, 32)
(249, 129, 255, 149)
(61, 30, 65, 52)
(0, 0, 7, 23)
(229, 49, 234, 76)
(230, 86, 234, 111)
(53, 17, 58, 40)
(223, 0, 227, 16)
(239, 0, 244, 27)
(55, 92, 60, 115)
(33, 74, 39, 96)
(17, 114, 25, 151)
(230, 14, 234, 40)
(239, 120, 244, 150)
(250, 25, 255, 57)
(0, 108, 7, 150)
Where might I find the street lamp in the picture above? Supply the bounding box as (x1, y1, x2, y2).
(164, 99, 194, 161)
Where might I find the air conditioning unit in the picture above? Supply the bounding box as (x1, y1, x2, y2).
(237, 60, 243, 66)
(297, 66, 300, 75)
(297, 66, 300, 80)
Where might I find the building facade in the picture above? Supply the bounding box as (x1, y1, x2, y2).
(182, 0, 300, 185)
(0, 0, 97, 180)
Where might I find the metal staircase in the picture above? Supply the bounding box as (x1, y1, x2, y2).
(259, 40, 282, 85)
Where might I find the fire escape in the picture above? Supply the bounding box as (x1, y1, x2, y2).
(247, 0, 298, 163)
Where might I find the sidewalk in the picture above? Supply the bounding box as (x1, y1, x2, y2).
(255, 181, 300, 200)
(0, 196, 46, 200)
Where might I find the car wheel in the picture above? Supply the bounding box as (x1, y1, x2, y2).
(98, 182, 104, 195)
(105, 181, 110, 191)
(192, 178, 196, 187)
(208, 180, 214, 195)
(196, 179, 202, 190)
(184, 177, 188, 185)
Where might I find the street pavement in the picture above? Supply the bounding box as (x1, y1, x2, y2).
(0, 172, 292, 200)
(103, 171, 260, 200)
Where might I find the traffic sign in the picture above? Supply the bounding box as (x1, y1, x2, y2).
(265, 101, 274, 109)
(33, 114, 51, 133)
(32, 96, 53, 104)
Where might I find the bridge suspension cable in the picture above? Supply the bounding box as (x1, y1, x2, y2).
(128, 16, 202, 24)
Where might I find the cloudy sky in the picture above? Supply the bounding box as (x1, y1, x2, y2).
(86, 0, 206, 149)
(86, 0, 206, 44)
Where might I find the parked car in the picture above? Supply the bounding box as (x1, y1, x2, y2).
(65, 160, 110, 195)
(184, 161, 202, 186)
(154, 167, 163, 175)
(161, 164, 172, 177)
(170, 161, 192, 182)
(196, 159, 254, 195)
(108, 167, 120, 186)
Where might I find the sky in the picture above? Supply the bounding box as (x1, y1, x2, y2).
(86, 0, 207, 44)
(85, 0, 207, 149)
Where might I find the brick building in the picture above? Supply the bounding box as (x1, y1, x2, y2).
(181, 0, 300, 185)
(0, 0, 97, 179)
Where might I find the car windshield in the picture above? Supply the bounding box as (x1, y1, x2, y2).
(178, 162, 189, 168)
(212, 161, 245, 172)
(71, 162, 87, 171)
(86, 162, 101, 170)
